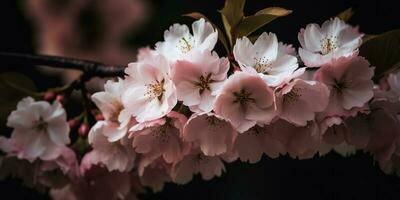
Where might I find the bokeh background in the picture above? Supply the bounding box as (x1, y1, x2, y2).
(0, 0, 400, 199)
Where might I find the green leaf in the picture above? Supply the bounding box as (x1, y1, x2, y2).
(219, 0, 246, 46)
(0, 72, 38, 126)
(359, 29, 400, 80)
(336, 7, 354, 22)
(236, 7, 292, 38)
(183, 12, 230, 52)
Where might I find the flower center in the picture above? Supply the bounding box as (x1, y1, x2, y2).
(320, 36, 339, 55)
(110, 102, 124, 122)
(333, 79, 350, 94)
(34, 117, 48, 132)
(145, 79, 165, 101)
(194, 73, 213, 95)
(253, 56, 272, 73)
(233, 89, 255, 106)
(178, 36, 194, 54)
(152, 125, 170, 143)
(194, 153, 209, 164)
(282, 87, 301, 105)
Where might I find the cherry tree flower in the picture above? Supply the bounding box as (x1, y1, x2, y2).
(233, 125, 285, 163)
(156, 18, 218, 62)
(171, 147, 225, 185)
(183, 112, 236, 156)
(272, 120, 321, 159)
(129, 111, 188, 164)
(4, 97, 70, 161)
(233, 32, 304, 87)
(86, 121, 136, 172)
(275, 79, 330, 126)
(315, 56, 374, 116)
(172, 50, 230, 112)
(122, 53, 177, 123)
(387, 70, 400, 102)
(92, 78, 132, 142)
(137, 157, 172, 193)
(214, 72, 276, 133)
(298, 17, 363, 67)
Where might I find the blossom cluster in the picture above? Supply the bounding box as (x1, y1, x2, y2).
(1, 18, 400, 199)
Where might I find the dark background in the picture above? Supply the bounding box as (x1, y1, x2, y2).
(0, 0, 400, 199)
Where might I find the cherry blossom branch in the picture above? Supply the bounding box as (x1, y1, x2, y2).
(0, 52, 126, 81)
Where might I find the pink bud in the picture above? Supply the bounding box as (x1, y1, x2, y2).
(95, 114, 105, 121)
(68, 119, 79, 129)
(78, 123, 90, 137)
(56, 94, 66, 105)
(43, 91, 55, 102)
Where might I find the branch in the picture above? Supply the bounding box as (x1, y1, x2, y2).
(0, 52, 126, 81)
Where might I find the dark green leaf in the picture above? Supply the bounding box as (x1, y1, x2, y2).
(0, 72, 38, 125)
(236, 7, 292, 38)
(359, 29, 400, 80)
(184, 12, 230, 52)
(337, 8, 354, 22)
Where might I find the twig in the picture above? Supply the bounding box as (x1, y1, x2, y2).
(0, 52, 126, 81)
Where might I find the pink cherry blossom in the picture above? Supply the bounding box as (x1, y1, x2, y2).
(298, 17, 363, 67)
(123, 53, 177, 123)
(172, 50, 229, 112)
(233, 32, 304, 87)
(137, 157, 172, 192)
(214, 72, 276, 133)
(87, 121, 136, 172)
(52, 165, 137, 200)
(155, 18, 218, 62)
(275, 79, 330, 126)
(315, 56, 374, 117)
(92, 78, 132, 142)
(183, 112, 236, 156)
(4, 97, 70, 161)
(233, 125, 285, 163)
(271, 120, 321, 159)
(129, 111, 188, 164)
(171, 147, 225, 185)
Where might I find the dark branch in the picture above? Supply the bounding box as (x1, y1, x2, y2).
(0, 52, 126, 81)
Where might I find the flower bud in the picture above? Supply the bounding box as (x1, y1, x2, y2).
(78, 123, 90, 137)
(43, 91, 55, 102)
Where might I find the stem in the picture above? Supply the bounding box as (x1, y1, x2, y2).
(0, 52, 126, 81)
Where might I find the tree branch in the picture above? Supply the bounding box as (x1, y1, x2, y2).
(0, 52, 126, 81)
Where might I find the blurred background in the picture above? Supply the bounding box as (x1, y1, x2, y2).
(0, 0, 400, 199)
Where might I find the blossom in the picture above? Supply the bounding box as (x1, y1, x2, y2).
(91, 78, 132, 142)
(122, 53, 177, 123)
(214, 72, 276, 133)
(271, 120, 321, 159)
(87, 121, 136, 172)
(233, 125, 285, 163)
(183, 112, 236, 156)
(315, 56, 374, 116)
(298, 17, 363, 67)
(4, 97, 70, 161)
(172, 50, 229, 112)
(129, 111, 188, 164)
(155, 18, 218, 62)
(387, 70, 400, 102)
(137, 157, 172, 193)
(275, 79, 330, 126)
(171, 147, 225, 185)
(233, 32, 304, 87)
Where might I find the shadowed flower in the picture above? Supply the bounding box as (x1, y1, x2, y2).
(3, 97, 70, 161)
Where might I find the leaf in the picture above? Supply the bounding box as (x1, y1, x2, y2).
(183, 12, 230, 52)
(362, 34, 377, 44)
(219, 0, 246, 46)
(236, 7, 292, 38)
(359, 29, 400, 80)
(0, 72, 38, 126)
(337, 7, 354, 22)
